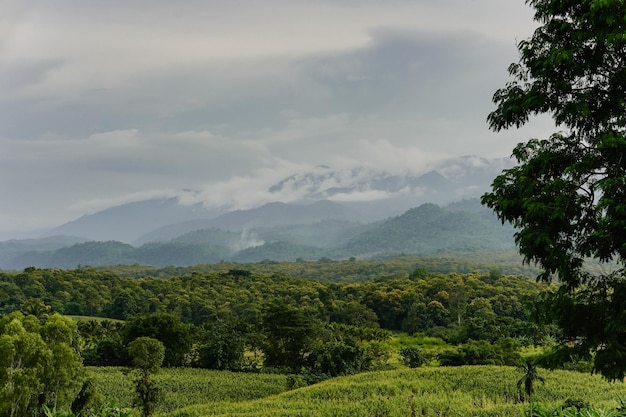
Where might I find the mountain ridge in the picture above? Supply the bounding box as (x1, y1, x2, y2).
(0, 199, 516, 270)
(40, 155, 512, 244)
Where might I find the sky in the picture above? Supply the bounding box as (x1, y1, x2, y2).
(0, 0, 554, 238)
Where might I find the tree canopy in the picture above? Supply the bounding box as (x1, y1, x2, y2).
(482, 0, 626, 380)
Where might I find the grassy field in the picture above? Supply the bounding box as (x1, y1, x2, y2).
(89, 367, 291, 415)
(90, 365, 626, 417)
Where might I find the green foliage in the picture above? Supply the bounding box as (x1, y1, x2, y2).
(517, 358, 545, 416)
(127, 337, 164, 374)
(399, 346, 426, 368)
(127, 337, 165, 417)
(0, 266, 550, 361)
(482, 0, 626, 381)
(261, 304, 319, 370)
(0, 312, 84, 417)
(194, 320, 245, 371)
(438, 339, 521, 367)
(123, 314, 192, 367)
(42, 402, 137, 417)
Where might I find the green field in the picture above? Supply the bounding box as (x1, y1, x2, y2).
(90, 367, 290, 415)
(90, 366, 626, 417)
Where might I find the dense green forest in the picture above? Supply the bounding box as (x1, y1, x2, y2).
(1, 262, 556, 372)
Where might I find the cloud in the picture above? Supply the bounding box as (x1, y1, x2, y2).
(0, 1, 549, 235)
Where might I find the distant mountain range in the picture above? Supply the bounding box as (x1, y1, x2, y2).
(0, 156, 516, 269)
(40, 156, 512, 243)
(0, 199, 516, 270)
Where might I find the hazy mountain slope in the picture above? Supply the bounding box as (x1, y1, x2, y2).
(135, 200, 363, 244)
(247, 220, 371, 248)
(32, 156, 511, 245)
(0, 235, 88, 265)
(206, 200, 363, 230)
(0, 199, 516, 269)
(231, 241, 327, 263)
(4, 241, 135, 269)
(170, 220, 366, 250)
(132, 242, 232, 266)
(45, 198, 215, 243)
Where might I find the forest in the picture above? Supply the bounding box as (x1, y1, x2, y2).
(0, 258, 583, 416)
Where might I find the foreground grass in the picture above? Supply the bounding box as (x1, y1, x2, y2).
(166, 366, 626, 417)
(89, 367, 290, 414)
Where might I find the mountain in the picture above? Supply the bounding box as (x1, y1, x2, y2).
(134, 200, 364, 244)
(208, 200, 364, 230)
(335, 201, 516, 257)
(268, 156, 510, 203)
(0, 155, 516, 268)
(44, 197, 217, 243)
(36, 156, 511, 244)
(0, 199, 516, 269)
(0, 235, 88, 266)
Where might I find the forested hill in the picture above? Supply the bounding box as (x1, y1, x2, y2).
(335, 203, 515, 257)
(0, 200, 516, 270)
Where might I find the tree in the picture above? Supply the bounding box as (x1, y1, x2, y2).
(0, 316, 50, 417)
(127, 337, 165, 417)
(399, 346, 426, 368)
(195, 320, 244, 371)
(39, 314, 84, 410)
(0, 312, 85, 417)
(481, 0, 626, 380)
(261, 304, 318, 370)
(123, 313, 192, 367)
(517, 359, 545, 417)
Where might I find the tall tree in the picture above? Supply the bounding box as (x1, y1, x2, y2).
(128, 337, 164, 417)
(482, 0, 626, 380)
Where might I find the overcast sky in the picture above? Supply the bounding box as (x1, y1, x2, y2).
(0, 0, 554, 237)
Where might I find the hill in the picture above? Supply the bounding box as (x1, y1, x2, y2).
(335, 202, 515, 257)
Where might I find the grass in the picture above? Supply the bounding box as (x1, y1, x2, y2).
(88, 367, 290, 415)
(66, 315, 124, 323)
(165, 366, 626, 417)
(88, 359, 626, 416)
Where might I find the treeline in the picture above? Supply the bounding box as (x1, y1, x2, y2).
(0, 268, 543, 375)
(96, 253, 543, 282)
(0, 266, 544, 331)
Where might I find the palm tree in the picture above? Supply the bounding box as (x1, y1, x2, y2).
(517, 358, 545, 416)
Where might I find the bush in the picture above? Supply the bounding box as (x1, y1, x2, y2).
(399, 346, 426, 368)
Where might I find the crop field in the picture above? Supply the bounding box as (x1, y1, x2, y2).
(89, 367, 290, 414)
(90, 366, 626, 417)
